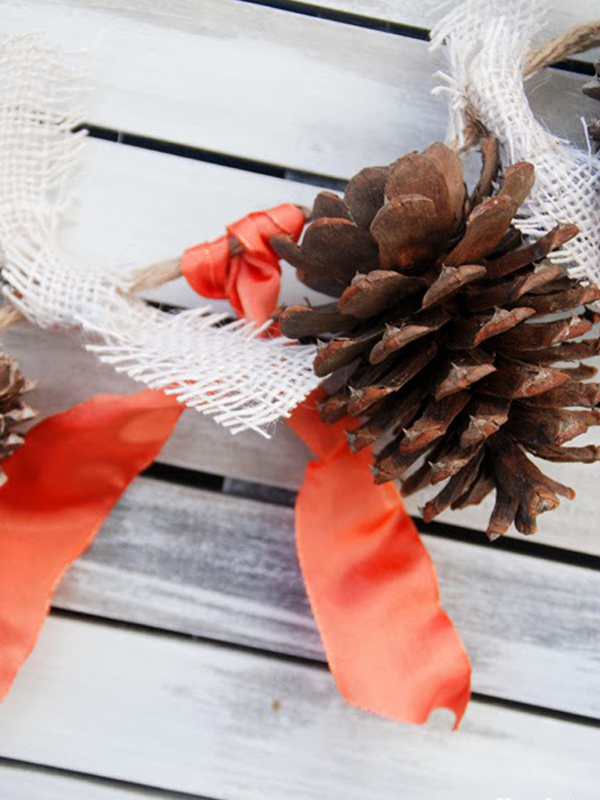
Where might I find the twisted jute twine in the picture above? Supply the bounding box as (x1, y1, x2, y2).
(1, 20, 599, 334)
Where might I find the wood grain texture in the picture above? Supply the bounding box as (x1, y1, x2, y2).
(1, 615, 599, 799)
(8, 321, 600, 556)
(313, 0, 600, 63)
(51, 475, 600, 717)
(59, 138, 328, 311)
(1, 0, 597, 179)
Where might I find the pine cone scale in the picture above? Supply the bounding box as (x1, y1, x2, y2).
(0, 353, 35, 481)
(279, 139, 600, 537)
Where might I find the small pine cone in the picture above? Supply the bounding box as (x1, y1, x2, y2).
(0, 353, 36, 484)
(275, 139, 600, 540)
(589, 119, 600, 150)
(582, 59, 600, 150)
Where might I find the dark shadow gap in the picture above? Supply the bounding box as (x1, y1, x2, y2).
(49, 607, 600, 730)
(471, 691, 600, 729)
(210, 470, 600, 572)
(143, 461, 225, 493)
(237, 0, 430, 40)
(78, 124, 347, 190)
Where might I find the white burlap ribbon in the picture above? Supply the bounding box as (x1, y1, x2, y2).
(431, 0, 600, 283)
(0, 35, 319, 437)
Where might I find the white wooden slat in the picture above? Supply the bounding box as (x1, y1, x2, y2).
(1, 615, 599, 799)
(59, 138, 327, 311)
(52, 474, 600, 717)
(1, 0, 598, 178)
(312, 0, 600, 64)
(8, 321, 600, 557)
(0, 764, 176, 800)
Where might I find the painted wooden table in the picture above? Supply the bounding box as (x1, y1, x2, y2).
(1, 1, 600, 797)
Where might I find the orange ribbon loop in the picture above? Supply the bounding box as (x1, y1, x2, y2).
(181, 203, 305, 325)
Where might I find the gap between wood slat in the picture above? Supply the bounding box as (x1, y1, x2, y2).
(81, 125, 347, 191)
(234, 0, 431, 40)
(471, 693, 600, 730)
(145, 463, 225, 494)
(143, 463, 600, 572)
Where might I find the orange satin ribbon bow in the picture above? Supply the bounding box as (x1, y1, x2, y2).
(181, 203, 305, 326)
(179, 206, 472, 725)
(0, 204, 471, 727)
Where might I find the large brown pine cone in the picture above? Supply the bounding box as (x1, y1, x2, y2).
(0, 353, 36, 484)
(274, 139, 600, 539)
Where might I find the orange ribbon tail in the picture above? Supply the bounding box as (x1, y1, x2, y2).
(288, 392, 472, 726)
(180, 205, 472, 725)
(0, 389, 183, 698)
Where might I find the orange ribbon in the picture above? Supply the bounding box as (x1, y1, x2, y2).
(0, 205, 304, 699)
(180, 207, 472, 725)
(0, 390, 183, 697)
(288, 395, 471, 726)
(181, 203, 305, 325)
(0, 204, 472, 725)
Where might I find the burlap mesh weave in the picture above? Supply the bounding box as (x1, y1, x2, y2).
(431, 0, 600, 284)
(0, 36, 319, 436)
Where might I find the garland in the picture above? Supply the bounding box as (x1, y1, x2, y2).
(0, 0, 599, 727)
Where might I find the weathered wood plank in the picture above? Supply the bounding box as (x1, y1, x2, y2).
(315, 0, 600, 64)
(50, 473, 600, 717)
(1, 615, 598, 799)
(1, 0, 597, 178)
(8, 321, 600, 556)
(0, 763, 181, 800)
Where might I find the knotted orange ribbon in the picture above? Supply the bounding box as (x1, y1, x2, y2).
(181, 203, 305, 325)
(180, 206, 472, 725)
(0, 204, 471, 726)
(0, 205, 304, 698)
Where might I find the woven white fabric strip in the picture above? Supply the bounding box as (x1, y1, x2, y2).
(431, 0, 600, 283)
(0, 36, 319, 436)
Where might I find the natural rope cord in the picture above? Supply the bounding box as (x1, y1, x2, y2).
(524, 20, 600, 78)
